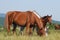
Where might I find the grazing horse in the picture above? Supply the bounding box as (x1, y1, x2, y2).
(4, 10, 46, 36)
(55, 24, 60, 30)
(14, 15, 52, 36)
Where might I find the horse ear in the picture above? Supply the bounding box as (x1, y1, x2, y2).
(47, 15, 48, 16)
(50, 15, 52, 17)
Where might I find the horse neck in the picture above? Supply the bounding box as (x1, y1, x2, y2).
(33, 14, 43, 29)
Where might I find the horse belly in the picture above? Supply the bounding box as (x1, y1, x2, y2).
(18, 19, 26, 25)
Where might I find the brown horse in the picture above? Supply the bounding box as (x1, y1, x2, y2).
(55, 24, 60, 30)
(4, 10, 46, 36)
(13, 15, 52, 36)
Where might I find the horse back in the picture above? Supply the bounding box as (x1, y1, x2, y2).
(12, 11, 33, 26)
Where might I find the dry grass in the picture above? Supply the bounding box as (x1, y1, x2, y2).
(0, 27, 60, 40)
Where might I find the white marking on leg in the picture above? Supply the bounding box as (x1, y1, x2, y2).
(46, 32, 48, 36)
(45, 27, 48, 36)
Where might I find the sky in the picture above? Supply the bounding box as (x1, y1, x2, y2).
(0, 0, 60, 21)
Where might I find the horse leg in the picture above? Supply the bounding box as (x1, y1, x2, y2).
(20, 26, 25, 35)
(7, 24, 11, 35)
(33, 27, 35, 32)
(26, 23, 30, 35)
(32, 24, 37, 32)
(29, 26, 32, 35)
(45, 27, 48, 36)
(12, 23, 17, 34)
(8, 25, 10, 33)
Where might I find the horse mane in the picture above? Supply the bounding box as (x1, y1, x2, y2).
(28, 10, 41, 18)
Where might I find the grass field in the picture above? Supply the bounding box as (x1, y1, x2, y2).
(0, 27, 60, 40)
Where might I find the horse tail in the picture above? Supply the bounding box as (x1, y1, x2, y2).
(4, 11, 15, 32)
(4, 12, 9, 30)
